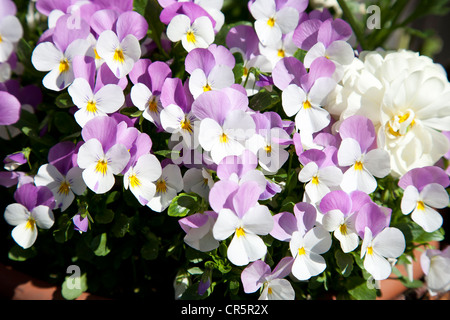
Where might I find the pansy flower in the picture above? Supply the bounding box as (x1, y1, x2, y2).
(4, 183, 55, 249)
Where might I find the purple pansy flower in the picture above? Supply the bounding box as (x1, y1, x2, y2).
(241, 257, 295, 300)
(77, 116, 131, 194)
(399, 166, 450, 232)
(4, 183, 55, 248)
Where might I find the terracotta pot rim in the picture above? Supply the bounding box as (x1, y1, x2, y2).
(0, 262, 108, 300)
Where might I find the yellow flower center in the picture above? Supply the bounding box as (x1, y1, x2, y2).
(417, 201, 425, 211)
(113, 48, 125, 64)
(277, 49, 285, 57)
(148, 99, 159, 113)
(156, 179, 167, 193)
(303, 100, 312, 109)
(95, 159, 108, 175)
(236, 227, 245, 238)
(186, 31, 196, 44)
(180, 118, 193, 133)
(203, 84, 212, 92)
(267, 17, 276, 27)
(58, 180, 71, 196)
(387, 111, 416, 138)
(311, 176, 319, 185)
(59, 58, 70, 73)
(86, 100, 97, 113)
(367, 246, 373, 255)
(0, 34, 3, 43)
(298, 247, 306, 256)
(339, 223, 348, 235)
(129, 174, 141, 189)
(243, 67, 249, 77)
(354, 161, 363, 171)
(267, 287, 273, 295)
(264, 145, 272, 155)
(220, 133, 228, 144)
(25, 218, 36, 231)
(94, 48, 101, 60)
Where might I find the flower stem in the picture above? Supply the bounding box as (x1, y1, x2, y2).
(337, 0, 367, 49)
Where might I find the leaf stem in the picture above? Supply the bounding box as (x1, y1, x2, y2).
(337, 0, 367, 49)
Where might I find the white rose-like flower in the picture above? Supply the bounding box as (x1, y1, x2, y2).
(327, 50, 450, 176)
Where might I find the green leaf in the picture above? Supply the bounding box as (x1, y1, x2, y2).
(249, 90, 281, 112)
(94, 208, 115, 224)
(111, 213, 131, 238)
(120, 106, 140, 117)
(141, 232, 160, 260)
(133, 0, 149, 15)
(394, 222, 445, 244)
(53, 214, 73, 243)
(233, 63, 244, 84)
(168, 193, 200, 217)
(293, 49, 307, 63)
(90, 233, 111, 256)
(8, 245, 37, 261)
(61, 273, 88, 300)
(105, 191, 120, 205)
(54, 111, 78, 134)
(153, 149, 180, 158)
(229, 279, 240, 295)
(335, 249, 354, 277)
(55, 92, 75, 109)
(347, 278, 377, 300)
(145, 0, 167, 56)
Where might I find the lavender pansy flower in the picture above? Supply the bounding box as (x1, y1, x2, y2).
(212, 181, 273, 266)
(68, 56, 125, 127)
(249, 0, 302, 47)
(160, 77, 198, 147)
(276, 56, 336, 134)
(147, 163, 183, 212)
(130, 60, 172, 128)
(166, 10, 215, 52)
(193, 88, 255, 164)
(298, 148, 343, 204)
(241, 257, 295, 300)
(185, 47, 235, 99)
(4, 183, 55, 249)
(3, 152, 27, 171)
(179, 211, 219, 252)
(73, 212, 89, 233)
(270, 202, 317, 242)
(420, 247, 450, 296)
(399, 166, 450, 232)
(77, 116, 130, 194)
(95, 11, 146, 79)
(34, 141, 86, 211)
(31, 14, 91, 91)
(319, 190, 372, 252)
(337, 115, 391, 194)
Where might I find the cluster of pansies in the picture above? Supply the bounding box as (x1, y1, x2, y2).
(1, 0, 449, 300)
